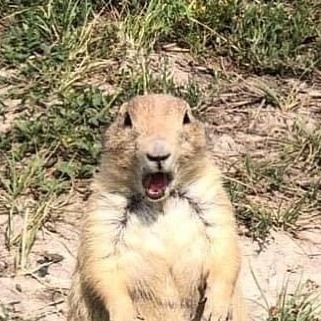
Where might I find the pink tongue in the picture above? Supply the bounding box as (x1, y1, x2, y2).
(143, 173, 167, 199)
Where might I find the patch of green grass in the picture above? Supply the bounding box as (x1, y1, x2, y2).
(0, 0, 117, 94)
(13, 87, 110, 176)
(252, 267, 321, 321)
(2, 0, 320, 98)
(226, 160, 284, 245)
(119, 0, 189, 51)
(266, 280, 320, 321)
(1, 1, 91, 64)
(197, 0, 321, 75)
(226, 120, 321, 245)
(0, 86, 112, 268)
(116, 57, 203, 108)
(282, 122, 321, 171)
(2, 0, 321, 94)
(116, 0, 321, 75)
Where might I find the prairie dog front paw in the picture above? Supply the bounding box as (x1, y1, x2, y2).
(202, 303, 232, 321)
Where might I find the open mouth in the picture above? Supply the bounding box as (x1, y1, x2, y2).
(142, 172, 172, 201)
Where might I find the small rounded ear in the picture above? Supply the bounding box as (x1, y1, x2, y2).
(184, 107, 196, 123)
(203, 123, 212, 145)
(117, 102, 134, 128)
(107, 102, 128, 127)
(118, 102, 129, 116)
(100, 103, 128, 148)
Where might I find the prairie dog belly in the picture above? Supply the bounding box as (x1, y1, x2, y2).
(118, 197, 209, 320)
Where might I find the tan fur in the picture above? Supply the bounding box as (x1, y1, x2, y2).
(67, 94, 248, 321)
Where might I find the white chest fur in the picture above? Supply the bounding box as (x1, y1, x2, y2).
(122, 197, 209, 263)
(114, 196, 210, 307)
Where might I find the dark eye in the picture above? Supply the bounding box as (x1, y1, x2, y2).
(124, 112, 132, 127)
(183, 111, 191, 125)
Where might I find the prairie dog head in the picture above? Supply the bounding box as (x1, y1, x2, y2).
(101, 94, 207, 202)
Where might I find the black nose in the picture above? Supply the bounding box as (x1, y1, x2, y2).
(146, 153, 171, 162)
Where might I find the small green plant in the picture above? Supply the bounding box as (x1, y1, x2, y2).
(267, 281, 320, 321)
(226, 127, 321, 246)
(0, 86, 113, 268)
(114, 55, 203, 108)
(0, 0, 116, 94)
(283, 122, 321, 171)
(119, 0, 189, 50)
(115, 0, 321, 75)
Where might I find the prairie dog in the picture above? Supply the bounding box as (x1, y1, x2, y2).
(67, 94, 248, 321)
